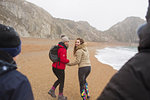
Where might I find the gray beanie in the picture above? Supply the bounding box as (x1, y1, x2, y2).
(61, 35, 69, 42)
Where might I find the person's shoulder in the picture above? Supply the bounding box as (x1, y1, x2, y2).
(76, 49, 83, 54)
(120, 53, 144, 70)
(58, 46, 66, 52)
(10, 70, 27, 79)
(0, 70, 29, 87)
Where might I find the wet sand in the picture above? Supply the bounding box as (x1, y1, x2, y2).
(16, 37, 121, 100)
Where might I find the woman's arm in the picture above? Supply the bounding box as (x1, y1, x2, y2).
(67, 50, 82, 66)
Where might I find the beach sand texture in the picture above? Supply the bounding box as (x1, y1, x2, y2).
(16, 38, 117, 100)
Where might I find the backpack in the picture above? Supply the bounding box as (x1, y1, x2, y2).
(49, 45, 60, 62)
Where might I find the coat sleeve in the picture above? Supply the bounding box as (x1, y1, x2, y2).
(59, 48, 69, 64)
(67, 50, 82, 66)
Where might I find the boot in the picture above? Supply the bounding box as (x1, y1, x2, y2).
(84, 83, 90, 99)
(81, 89, 87, 100)
(58, 95, 67, 100)
(48, 89, 56, 98)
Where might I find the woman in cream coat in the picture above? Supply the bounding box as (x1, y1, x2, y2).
(67, 38, 91, 100)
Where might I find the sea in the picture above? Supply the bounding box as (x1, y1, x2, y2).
(95, 46, 138, 70)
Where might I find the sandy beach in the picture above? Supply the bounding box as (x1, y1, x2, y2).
(16, 37, 120, 100)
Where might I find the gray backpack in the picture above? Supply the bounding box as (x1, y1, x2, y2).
(49, 45, 60, 62)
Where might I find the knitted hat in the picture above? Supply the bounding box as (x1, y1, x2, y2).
(60, 34, 69, 42)
(0, 24, 21, 57)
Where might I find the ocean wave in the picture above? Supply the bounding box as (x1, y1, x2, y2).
(95, 47, 137, 70)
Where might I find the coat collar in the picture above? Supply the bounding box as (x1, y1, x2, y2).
(58, 42, 68, 50)
(0, 50, 17, 76)
(76, 44, 87, 51)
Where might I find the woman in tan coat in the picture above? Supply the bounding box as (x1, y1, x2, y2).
(67, 38, 91, 100)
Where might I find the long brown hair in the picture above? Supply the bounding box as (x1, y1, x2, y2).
(73, 38, 84, 56)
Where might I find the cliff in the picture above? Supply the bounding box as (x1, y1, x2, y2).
(0, 0, 146, 42)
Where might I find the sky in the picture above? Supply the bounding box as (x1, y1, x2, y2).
(26, 0, 148, 31)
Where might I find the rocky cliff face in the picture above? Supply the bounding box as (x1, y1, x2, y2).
(54, 18, 103, 41)
(0, 0, 102, 41)
(104, 17, 145, 42)
(0, 0, 146, 42)
(0, 0, 55, 38)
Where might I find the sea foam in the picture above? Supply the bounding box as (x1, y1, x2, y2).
(95, 47, 137, 70)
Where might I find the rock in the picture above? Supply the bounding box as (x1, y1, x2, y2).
(0, 0, 146, 43)
(104, 17, 145, 42)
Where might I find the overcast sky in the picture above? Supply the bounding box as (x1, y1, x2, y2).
(26, 0, 148, 31)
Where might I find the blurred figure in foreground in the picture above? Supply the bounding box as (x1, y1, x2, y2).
(0, 24, 34, 100)
(97, 1, 150, 100)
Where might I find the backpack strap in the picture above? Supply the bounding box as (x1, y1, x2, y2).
(56, 46, 61, 68)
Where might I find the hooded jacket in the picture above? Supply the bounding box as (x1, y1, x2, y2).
(0, 50, 34, 100)
(97, 23, 150, 99)
(52, 42, 69, 70)
(68, 44, 91, 68)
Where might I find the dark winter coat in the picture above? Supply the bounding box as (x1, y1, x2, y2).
(52, 42, 69, 70)
(0, 50, 34, 100)
(97, 22, 150, 99)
